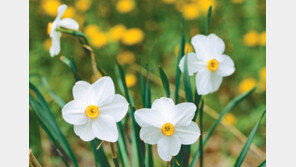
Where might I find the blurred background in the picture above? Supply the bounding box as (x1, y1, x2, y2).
(29, 0, 266, 166)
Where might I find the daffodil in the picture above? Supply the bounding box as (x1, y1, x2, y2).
(47, 4, 79, 57)
(179, 34, 235, 95)
(62, 76, 129, 142)
(134, 97, 200, 161)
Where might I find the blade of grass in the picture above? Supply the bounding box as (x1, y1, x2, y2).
(90, 139, 110, 167)
(190, 87, 256, 167)
(117, 122, 131, 167)
(60, 56, 81, 81)
(258, 160, 266, 167)
(29, 83, 78, 167)
(199, 100, 204, 167)
(206, 6, 212, 35)
(234, 110, 266, 167)
(116, 62, 144, 167)
(159, 67, 170, 97)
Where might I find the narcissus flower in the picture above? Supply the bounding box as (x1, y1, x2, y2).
(47, 4, 79, 57)
(179, 34, 235, 95)
(62, 77, 129, 142)
(135, 97, 200, 161)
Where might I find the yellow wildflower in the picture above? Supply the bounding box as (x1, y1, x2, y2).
(259, 31, 266, 46)
(89, 32, 108, 48)
(239, 78, 256, 94)
(116, 0, 135, 13)
(243, 30, 259, 47)
(75, 0, 92, 12)
(121, 28, 144, 45)
(175, 43, 194, 56)
(223, 113, 237, 126)
(231, 0, 244, 3)
(117, 51, 135, 65)
(125, 74, 137, 88)
(84, 24, 101, 37)
(42, 0, 61, 17)
(181, 4, 200, 20)
(259, 67, 266, 91)
(62, 6, 75, 18)
(43, 38, 52, 51)
(162, 0, 176, 4)
(108, 24, 126, 41)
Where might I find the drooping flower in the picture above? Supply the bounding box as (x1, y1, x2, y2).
(134, 97, 200, 161)
(179, 34, 235, 95)
(47, 4, 79, 57)
(62, 76, 129, 142)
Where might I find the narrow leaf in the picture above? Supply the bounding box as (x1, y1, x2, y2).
(159, 67, 170, 97)
(199, 100, 204, 167)
(258, 160, 266, 167)
(206, 6, 212, 35)
(60, 56, 81, 81)
(90, 139, 110, 167)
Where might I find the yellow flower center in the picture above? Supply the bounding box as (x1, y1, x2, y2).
(161, 123, 175, 136)
(85, 105, 100, 119)
(47, 22, 52, 35)
(207, 59, 219, 72)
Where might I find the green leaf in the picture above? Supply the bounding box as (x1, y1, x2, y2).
(29, 84, 78, 167)
(60, 56, 81, 81)
(116, 62, 144, 167)
(96, 63, 106, 76)
(190, 87, 256, 167)
(174, 15, 185, 104)
(193, 90, 202, 121)
(90, 139, 110, 167)
(199, 100, 204, 167)
(159, 67, 170, 97)
(258, 160, 266, 167)
(117, 122, 131, 167)
(234, 110, 266, 167)
(206, 6, 212, 35)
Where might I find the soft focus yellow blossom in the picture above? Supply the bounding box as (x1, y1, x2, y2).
(259, 31, 266, 46)
(62, 7, 75, 18)
(42, 0, 61, 16)
(125, 74, 137, 88)
(197, 0, 216, 14)
(162, 0, 176, 4)
(175, 43, 194, 56)
(121, 28, 144, 45)
(75, 0, 92, 12)
(259, 67, 266, 91)
(117, 51, 135, 65)
(181, 4, 200, 20)
(243, 30, 259, 47)
(84, 24, 101, 37)
(239, 78, 256, 94)
(43, 38, 52, 51)
(116, 0, 135, 13)
(223, 113, 237, 126)
(108, 24, 126, 41)
(89, 33, 108, 48)
(231, 0, 244, 4)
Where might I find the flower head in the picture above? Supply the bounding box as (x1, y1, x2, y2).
(135, 97, 200, 161)
(62, 76, 129, 142)
(179, 34, 235, 95)
(48, 4, 79, 57)
(116, 0, 135, 13)
(121, 28, 144, 45)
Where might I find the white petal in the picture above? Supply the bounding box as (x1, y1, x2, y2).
(157, 135, 181, 161)
(178, 53, 206, 76)
(174, 102, 196, 126)
(216, 55, 235, 77)
(57, 4, 67, 19)
(62, 100, 87, 125)
(92, 76, 115, 106)
(207, 34, 225, 55)
(140, 127, 162, 145)
(134, 108, 165, 128)
(210, 72, 223, 92)
(196, 71, 223, 95)
(59, 18, 79, 30)
(100, 94, 129, 122)
(73, 81, 93, 104)
(151, 97, 176, 123)
(74, 119, 95, 141)
(174, 122, 200, 145)
(49, 32, 61, 57)
(92, 115, 118, 142)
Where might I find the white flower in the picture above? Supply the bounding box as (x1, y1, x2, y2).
(62, 76, 129, 142)
(134, 97, 200, 161)
(47, 4, 79, 57)
(179, 34, 235, 95)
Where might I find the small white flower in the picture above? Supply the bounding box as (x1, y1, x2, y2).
(134, 97, 200, 161)
(47, 4, 79, 57)
(62, 76, 129, 142)
(179, 34, 235, 95)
